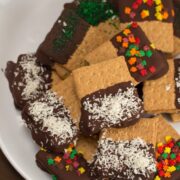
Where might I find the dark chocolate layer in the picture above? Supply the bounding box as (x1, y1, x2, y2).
(36, 149, 91, 180)
(90, 138, 156, 180)
(5, 54, 51, 109)
(80, 81, 144, 136)
(174, 59, 180, 109)
(36, 8, 90, 66)
(110, 0, 174, 23)
(22, 91, 78, 153)
(111, 23, 168, 82)
(174, 0, 180, 38)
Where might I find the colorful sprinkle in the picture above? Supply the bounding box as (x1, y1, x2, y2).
(141, 10, 150, 19)
(48, 158, 55, 165)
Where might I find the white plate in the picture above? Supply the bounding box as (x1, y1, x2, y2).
(0, 1, 180, 180)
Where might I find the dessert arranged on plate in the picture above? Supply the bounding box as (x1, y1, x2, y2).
(4, 0, 180, 180)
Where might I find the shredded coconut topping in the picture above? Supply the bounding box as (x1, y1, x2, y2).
(83, 85, 143, 127)
(14, 53, 50, 100)
(28, 91, 77, 145)
(91, 138, 156, 179)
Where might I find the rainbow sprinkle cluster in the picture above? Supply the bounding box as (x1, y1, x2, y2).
(124, 0, 171, 21)
(115, 22, 156, 77)
(47, 144, 86, 179)
(155, 136, 180, 179)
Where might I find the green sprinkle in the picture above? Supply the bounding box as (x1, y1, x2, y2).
(141, 60, 147, 66)
(70, 149, 77, 159)
(177, 141, 180, 147)
(125, 50, 131, 57)
(176, 165, 180, 171)
(162, 153, 168, 159)
(146, 50, 153, 57)
(48, 158, 55, 165)
(139, 50, 145, 57)
(76, 0, 117, 26)
(129, 44, 138, 50)
(52, 175, 57, 180)
(170, 153, 176, 159)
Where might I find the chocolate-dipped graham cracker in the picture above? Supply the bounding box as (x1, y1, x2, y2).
(110, 0, 174, 53)
(85, 22, 168, 80)
(36, 144, 91, 180)
(22, 90, 78, 153)
(143, 59, 180, 114)
(5, 54, 51, 110)
(173, 0, 180, 56)
(37, 0, 121, 72)
(90, 118, 157, 179)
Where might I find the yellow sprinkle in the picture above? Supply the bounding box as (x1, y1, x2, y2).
(154, 175, 161, 180)
(150, 43, 155, 49)
(143, 0, 147, 2)
(157, 142, 163, 147)
(78, 167, 85, 174)
(66, 165, 70, 171)
(40, 147, 46, 152)
(165, 136, 172, 142)
(155, 12, 163, 21)
(156, 4, 163, 12)
(66, 147, 72, 153)
(167, 166, 176, 173)
(164, 147, 171, 154)
(155, 0, 162, 5)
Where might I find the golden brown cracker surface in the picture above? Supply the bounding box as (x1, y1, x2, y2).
(170, 113, 180, 122)
(53, 63, 70, 80)
(174, 36, 180, 56)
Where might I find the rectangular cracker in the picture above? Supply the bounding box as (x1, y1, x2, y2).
(101, 118, 158, 146)
(51, 75, 81, 125)
(156, 115, 180, 143)
(170, 113, 180, 122)
(143, 59, 176, 113)
(73, 57, 138, 99)
(174, 36, 180, 56)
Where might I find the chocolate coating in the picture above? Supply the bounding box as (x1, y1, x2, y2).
(80, 81, 144, 136)
(36, 8, 90, 66)
(5, 54, 51, 110)
(174, 0, 180, 38)
(110, 0, 174, 23)
(36, 150, 91, 180)
(111, 24, 168, 82)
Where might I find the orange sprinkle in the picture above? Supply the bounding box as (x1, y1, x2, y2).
(156, 152, 160, 158)
(123, 29, 131, 36)
(130, 48, 137, 56)
(163, 165, 168, 171)
(128, 35, 135, 43)
(122, 42, 128, 48)
(163, 11, 169, 19)
(124, 7, 131, 14)
(172, 9, 175, 16)
(116, 35, 122, 42)
(164, 172, 171, 178)
(164, 159, 169, 165)
(141, 10, 150, 19)
(54, 156, 62, 163)
(128, 57, 137, 65)
(130, 67, 137, 72)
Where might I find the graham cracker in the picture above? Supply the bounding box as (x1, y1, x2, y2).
(85, 40, 118, 65)
(53, 63, 70, 80)
(170, 113, 180, 122)
(173, 36, 180, 56)
(51, 75, 81, 125)
(120, 21, 174, 53)
(51, 71, 62, 87)
(101, 118, 158, 146)
(72, 57, 138, 99)
(76, 135, 98, 163)
(143, 59, 176, 113)
(156, 115, 180, 143)
(63, 18, 121, 71)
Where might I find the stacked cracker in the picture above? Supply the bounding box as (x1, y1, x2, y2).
(5, 0, 180, 180)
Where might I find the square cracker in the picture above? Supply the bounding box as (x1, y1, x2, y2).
(101, 118, 158, 146)
(143, 59, 176, 113)
(51, 75, 81, 125)
(73, 57, 138, 99)
(156, 115, 180, 143)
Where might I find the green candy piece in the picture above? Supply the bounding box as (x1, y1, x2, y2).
(162, 153, 168, 159)
(170, 153, 176, 159)
(146, 50, 153, 57)
(176, 165, 180, 171)
(70, 149, 77, 159)
(177, 141, 180, 147)
(52, 175, 57, 180)
(125, 50, 131, 57)
(139, 50, 145, 57)
(129, 44, 138, 50)
(141, 60, 147, 66)
(48, 158, 55, 165)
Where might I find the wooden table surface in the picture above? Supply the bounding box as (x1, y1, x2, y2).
(0, 149, 23, 179)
